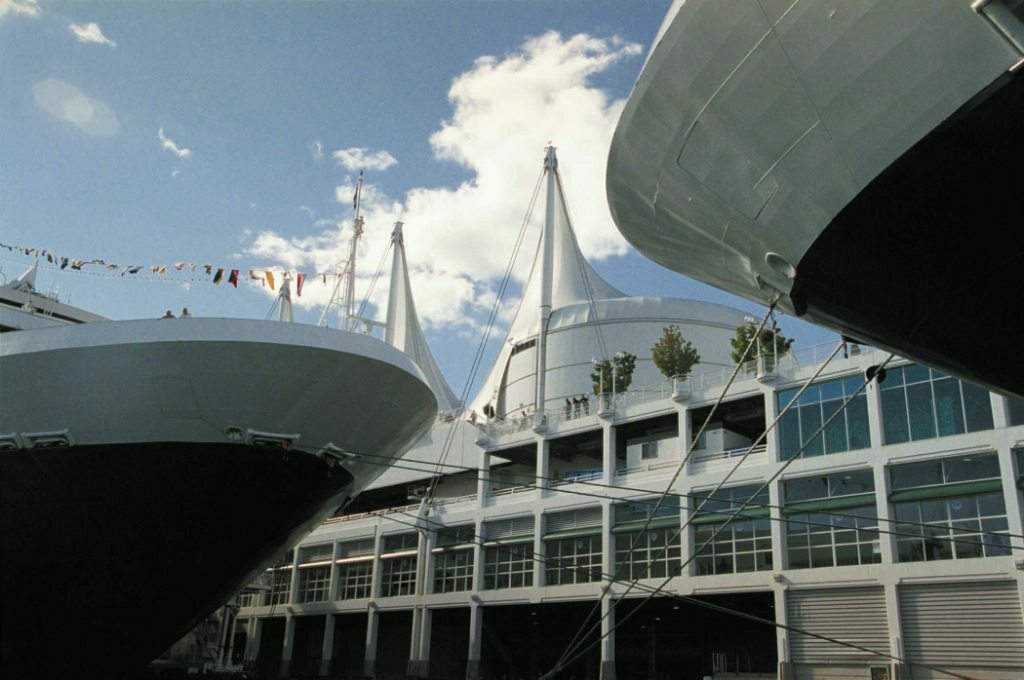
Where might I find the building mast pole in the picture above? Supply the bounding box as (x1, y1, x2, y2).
(535, 146, 557, 420)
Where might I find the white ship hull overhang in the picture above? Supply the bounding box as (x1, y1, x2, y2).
(0, 318, 437, 675)
(607, 0, 1024, 398)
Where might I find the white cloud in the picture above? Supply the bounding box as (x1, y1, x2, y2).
(241, 31, 641, 336)
(310, 139, 324, 161)
(32, 77, 119, 136)
(333, 147, 398, 173)
(171, 170, 181, 177)
(0, 0, 40, 21)
(69, 21, 116, 47)
(158, 127, 191, 158)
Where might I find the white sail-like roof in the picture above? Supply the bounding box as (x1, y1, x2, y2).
(470, 148, 628, 414)
(386, 223, 459, 412)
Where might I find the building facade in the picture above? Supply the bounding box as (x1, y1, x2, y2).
(229, 346, 1024, 680)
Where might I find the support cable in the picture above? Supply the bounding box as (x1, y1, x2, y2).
(338, 451, 1023, 551)
(548, 353, 899, 678)
(422, 168, 546, 503)
(553, 297, 779, 670)
(346, 483, 978, 680)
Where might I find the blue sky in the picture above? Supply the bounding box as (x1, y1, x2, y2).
(0, 0, 838, 394)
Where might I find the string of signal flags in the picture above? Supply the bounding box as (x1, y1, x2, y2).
(0, 241, 344, 296)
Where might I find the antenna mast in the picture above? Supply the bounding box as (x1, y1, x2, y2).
(318, 171, 365, 330)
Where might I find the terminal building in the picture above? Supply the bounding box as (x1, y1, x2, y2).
(221, 151, 1024, 680)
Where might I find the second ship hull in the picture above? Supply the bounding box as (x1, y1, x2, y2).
(607, 0, 1024, 398)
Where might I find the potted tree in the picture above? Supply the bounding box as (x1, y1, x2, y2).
(590, 351, 637, 416)
(651, 324, 701, 401)
(730, 318, 793, 381)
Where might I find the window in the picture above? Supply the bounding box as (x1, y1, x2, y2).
(1007, 397, 1024, 426)
(691, 484, 772, 575)
(613, 498, 681, 579)
(880, 365, 993, 445)
(380, 556, 417, 597)
(269, 569, 291, 605)
(335, 561, 372, 600)
(482, 517, 535, 590)
(379, 532, 418, 597)
(545, 535, 602, 585)
(433, 525, 475, 593)
(890, 453, 1009, 562)
(483, 542, 534, 589)
(297, 566, 330, 603)
(777, 376, 869, 459)
(237, 591, 261, 608)
(784, 470, 880, 569)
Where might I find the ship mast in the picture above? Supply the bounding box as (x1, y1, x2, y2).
(317, 171, 365, 331)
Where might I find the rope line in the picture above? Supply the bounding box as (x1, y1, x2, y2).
(343, 487, 978, 680)
(552, 297, 780, 671)
(548, 353, 899, 677)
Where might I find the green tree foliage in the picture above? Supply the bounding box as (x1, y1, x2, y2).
(651, 325, 701, 380)
(729, 320, 794, 364)
(590, 352, 637, 395)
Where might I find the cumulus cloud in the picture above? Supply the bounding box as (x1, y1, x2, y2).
(333, 147, 398, 173)
(32, 77, 119, 136)
(158, 127, 191, 158)
(69, 21, 116, 47)
(241, 31, 641, 336)
(0, 0, 40, 21)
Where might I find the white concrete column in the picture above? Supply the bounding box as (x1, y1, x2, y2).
(472, 518, 486, 592)
(320, 614, 335, 677)
(873, 462, 898, 564)
(865, 373, 885, 449)
(328, 541, 342, 604)
(997, 444, 1024, 547)
(535, 512, 546, 587)
(288, 562, 301, 605)
(991, 394, 1010, 429)
(369, 528, 383, 599)
(537, 437, 551, 498)
(676, 402, 691, 464)
(417, 607, 433, 678)
(363, 604, 379, 678)
(280, 614, 296, 678)
(602, 502, 615, 586)
(678, 481, 694, 576)
(244, 617, 262, 666)
(477, 447, 491, 508)
(774, 586, 794, 680)
(761, 384, 781, 462)
(883, 580, 908, 680)
(602, 422, 616, 486)
(599, 597, 616, 680)
(407, 606, 423, 677)
(466, 601, 484, 680)
(769, 478, 787, 573)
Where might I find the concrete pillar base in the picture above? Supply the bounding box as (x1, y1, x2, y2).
(466, 659, 481, 680)
(600, 660, 616, 680)
(416, 659, 431, 678)
(362, 659, 376, 678)
(779, 661, 797, 680)
(319, 658, 332, 676)
(279, 659, 291, 678)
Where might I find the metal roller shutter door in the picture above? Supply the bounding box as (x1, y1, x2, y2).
(787, 586, 890, 664)
(899, 580, 1024, 669)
